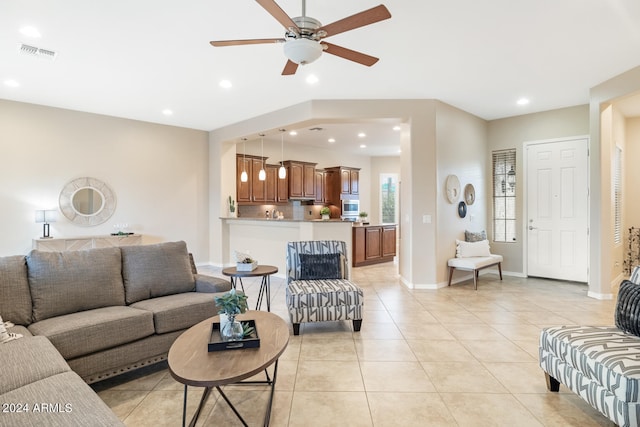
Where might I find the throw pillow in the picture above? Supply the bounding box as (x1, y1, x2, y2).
(456, 239, 491, 258)
(615, 280, 640, 337)
(299, 253, 342, 280)
(465, 230, 487, 242)
(0, 315, 22, 344)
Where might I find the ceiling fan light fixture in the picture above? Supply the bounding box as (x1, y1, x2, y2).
(283, 38, 322, 65)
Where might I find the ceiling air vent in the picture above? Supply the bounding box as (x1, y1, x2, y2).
(17, 43, 58, 61)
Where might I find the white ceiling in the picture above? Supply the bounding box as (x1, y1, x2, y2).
(2, 0, 640, 156)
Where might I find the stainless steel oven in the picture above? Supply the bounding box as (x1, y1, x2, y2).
(341, 199, 359, 220)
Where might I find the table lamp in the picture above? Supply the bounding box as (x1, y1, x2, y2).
(35, 209, 57, 238)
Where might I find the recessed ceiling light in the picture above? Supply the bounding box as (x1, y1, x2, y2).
(360, 144, 367, 148)
(20, 26, 41, 38)
(162, 109, 173, 116)
(4, 79, 20, 88)
(306, 74, 319, 84)
(328, 138, 336, 143)
(358, 132, 366, 138)
(397, 149, 402, 153)
(219, 79, 232, 89)
(289, 131, 297, 136)
(516, 97, 530, 106)
(393, 125, 401, 131)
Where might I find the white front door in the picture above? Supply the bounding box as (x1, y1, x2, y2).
(526, 138, 588, 282)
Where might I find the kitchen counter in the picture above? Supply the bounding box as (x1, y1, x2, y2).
(221, 218, 353, 276)
(352, 224, 397, 267)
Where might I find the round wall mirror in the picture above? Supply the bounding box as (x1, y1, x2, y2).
(72, 187, 105, 216)
(59, 177, 116, 226)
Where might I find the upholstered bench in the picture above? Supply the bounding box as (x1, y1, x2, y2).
(447, 237, 502, 290)
(447, 255, 503, 290)
(539, 270, 640, 426)
(285, 240, 364, 335)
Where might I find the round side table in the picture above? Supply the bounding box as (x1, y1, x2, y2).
(221, 265, 278, 312)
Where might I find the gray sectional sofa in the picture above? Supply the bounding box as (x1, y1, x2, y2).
(0, 240, 232, 426)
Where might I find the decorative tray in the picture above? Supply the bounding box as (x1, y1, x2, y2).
(208, 320, 260, 352)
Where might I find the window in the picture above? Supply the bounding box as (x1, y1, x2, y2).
(380, 174, 398, 224)
(614, 146, 622, 245)
(492, 149, 516, 242)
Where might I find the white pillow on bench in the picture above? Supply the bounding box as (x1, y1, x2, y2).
(456, 239, 491, 258)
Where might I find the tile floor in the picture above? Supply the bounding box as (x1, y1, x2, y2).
(93, 263, 618, 426)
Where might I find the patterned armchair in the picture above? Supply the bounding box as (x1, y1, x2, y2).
(285, 240, 363, 335)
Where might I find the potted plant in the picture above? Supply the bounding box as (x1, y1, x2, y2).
(320, 206, 331, 220)
(359, 211, 369, 223)
(214, 289, 251, 341)
(228, 196, 236, 217)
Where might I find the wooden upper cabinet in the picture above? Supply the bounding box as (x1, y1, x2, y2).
(236, 156, 252, 203)
(314, 170, 324, 203)
(265, 165, 278, 203)
(251, 158, 266, 202)
(284, 161, 317, 199)
(349, 169, 359, 195)
(340, 169, 351, 194)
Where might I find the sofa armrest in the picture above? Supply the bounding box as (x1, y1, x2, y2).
(194, 274, 232, 293)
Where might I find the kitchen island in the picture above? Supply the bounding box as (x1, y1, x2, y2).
(221, 218, 353, 277)
(352, 223, 397, 267)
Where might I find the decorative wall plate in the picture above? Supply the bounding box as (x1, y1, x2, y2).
(445, 175, 461, 204)
(458, 201, 467, 218)
(464, 183, 476, 206)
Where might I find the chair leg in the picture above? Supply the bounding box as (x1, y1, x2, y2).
(498, 262, 503, 280)
(292, 323, 300, 336)
(473, 270, 478, 290)
(545, 373, 560, 392)
(448, 267, 454, 286)
(352, 319, 362, 332)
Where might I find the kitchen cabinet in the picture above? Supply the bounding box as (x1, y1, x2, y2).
(325, 166, 360, 205)
(352, 224, 397, 267)
(236, 154, 286, 204)
(284, 160, 317, 199)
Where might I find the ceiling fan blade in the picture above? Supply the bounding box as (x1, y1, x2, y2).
(210, 38, 284, 47)
(322, 42, 379, 66)
(282, 60, 299, 75)
(255, 0, 300, 32)
(318, 4, 391, 38)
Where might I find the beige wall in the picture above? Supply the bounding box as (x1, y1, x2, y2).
(435, 102, 489, 284)
(0, 99, 211, 261)
(487, 105, 590, 273)
(626, 118, 640, 230)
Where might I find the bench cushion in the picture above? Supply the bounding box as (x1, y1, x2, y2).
(448, 254, 503, 270)
(286, 279, 363, 308)
(28, 306, 155, 359)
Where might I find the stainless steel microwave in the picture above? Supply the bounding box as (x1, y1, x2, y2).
(341, 199, 360, 218)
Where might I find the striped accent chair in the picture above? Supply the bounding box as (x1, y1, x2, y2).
(538, 266, 640, 426)
(285, 241, 363, 335)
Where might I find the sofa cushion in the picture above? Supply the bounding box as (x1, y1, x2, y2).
(615, 280, 640, 337)
(131, 292, 218, 334)
(0, 336, 70, 395)
(0, 255, 32, 325)
(298, 253, 342, 280)
(27, 247, 125, 322)
(28, 306, 155, 359)
(121, 241, 195, 304)
(1, 371, 124, 426)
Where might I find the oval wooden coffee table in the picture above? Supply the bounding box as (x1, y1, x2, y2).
(168, 311, 289, 427)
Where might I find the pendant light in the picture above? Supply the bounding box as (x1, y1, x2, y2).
(240, 139, 248, 182)
(278, 129, 286, 179)
(258, 134, 266, 181)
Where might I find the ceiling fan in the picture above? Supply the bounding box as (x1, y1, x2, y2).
(210, 0, 391, 75)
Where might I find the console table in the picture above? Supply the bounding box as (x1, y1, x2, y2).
(33, 234, 142, 252)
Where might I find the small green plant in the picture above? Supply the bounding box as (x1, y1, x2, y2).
(239, 256, 254, 264)
(214, 289, 248, 316)
(320, 206, 330, 215)
(359, 211, 368, 218)
(241, 322, 255, 338)
(228, 196, 236, 213)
